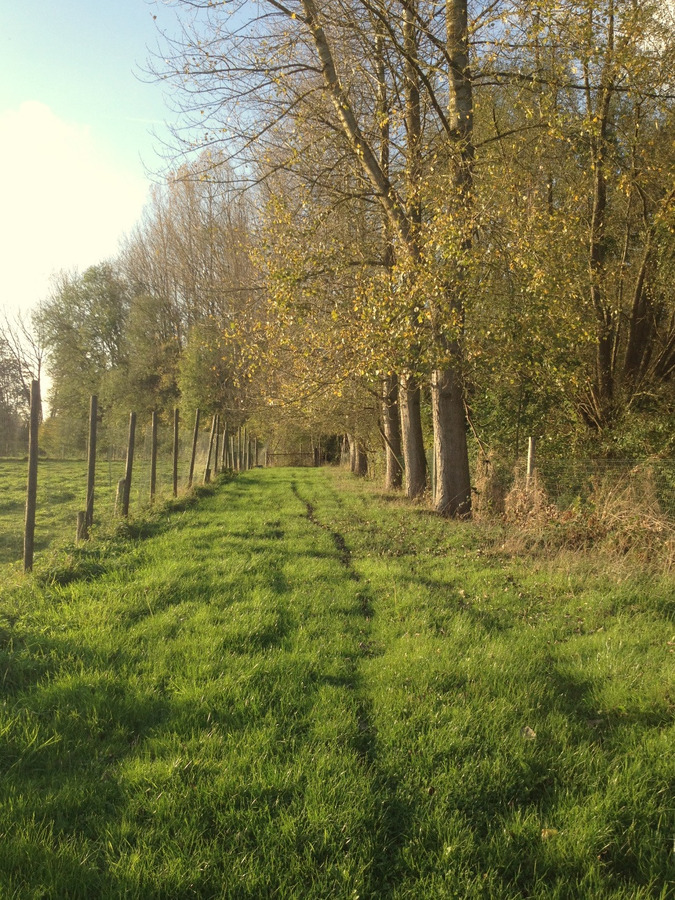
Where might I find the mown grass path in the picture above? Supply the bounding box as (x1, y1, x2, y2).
(0, 468, 673, 898)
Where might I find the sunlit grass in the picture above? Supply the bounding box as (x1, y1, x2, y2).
(0, 450, 208, 566)
(0, 467, 672, 897)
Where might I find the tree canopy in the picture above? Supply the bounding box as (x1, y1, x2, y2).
(31, 0, 675, 484)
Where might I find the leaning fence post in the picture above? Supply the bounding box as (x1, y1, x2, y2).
(526, 436, 536, 492)
(122, 412, 137, 517)
(188, 409, 200, 488)
(150, 410, 158, 503)
(172, 408, 179, 497)
(115, 478, 126, 515)
(85, 394, 97, 530)
(23, 379, 40, 573)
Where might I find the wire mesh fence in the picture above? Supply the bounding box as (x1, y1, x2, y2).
(4, 410, 673, 569)
(364, 445, 675, 524)
(536, 457, 675, 521)
(473, 454, 675, 524)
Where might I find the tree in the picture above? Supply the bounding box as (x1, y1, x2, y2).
(38, 263, 130, 450)
(120, 153, 256, 424)
(469, 0, 675, 452)
(0, 329, 28, 455)
(153, 0, 478, 512)
(149, 0, 675, 486)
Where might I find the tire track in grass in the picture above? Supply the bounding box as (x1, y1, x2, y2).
(292, 481, 354, 573)
(291, 473, 413, 895)
(290, 478, 375, 753)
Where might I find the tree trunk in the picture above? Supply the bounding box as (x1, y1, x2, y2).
(354, 440, 368, 477)
(585, 6, 616, 420)
(399, 373, 426, 498)
(427, 0, 473, 518)
(347, 433, 357, 473)
(382, 375, 403, 490)
(432, 366, 471, 516)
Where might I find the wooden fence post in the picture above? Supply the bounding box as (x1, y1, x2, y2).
(214, 414, 220, 476)
(115, 478, 126, 515)
(76, 511, 87, 543)
(150, 410, 158, 503)
(244, 428, 249, 470)
(173, 408, 179, 497)
(122, 412, 136, 517)
(188, 409, 200, 488)
(237, 427, 242, 472)
(526, 436, 536, 492)
(23, 379, 40, 573)
(85, 394, 97, 531)
(204, 414, 217, 484)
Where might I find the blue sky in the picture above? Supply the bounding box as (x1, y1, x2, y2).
(0, 0, 183, 316)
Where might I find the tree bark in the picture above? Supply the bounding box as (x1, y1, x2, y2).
(427, 0, 473, 517)
(585, 4, 616, 419)
(399, 373, 426, 498)
(354, 440, 368, 477)
(431, 366, 471, 516)
(347, 433, 357, 473)
(382, 375, 403, 490)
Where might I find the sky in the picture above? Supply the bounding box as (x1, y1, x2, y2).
(0, 0, 184, 319)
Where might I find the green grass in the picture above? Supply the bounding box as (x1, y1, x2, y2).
(0, 449, 208, 566)
(0, 467, 672, 898)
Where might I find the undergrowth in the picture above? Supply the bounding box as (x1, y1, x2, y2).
(492, 464, 675, 572)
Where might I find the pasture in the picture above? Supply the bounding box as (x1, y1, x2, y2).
(0, 454, 189, 567)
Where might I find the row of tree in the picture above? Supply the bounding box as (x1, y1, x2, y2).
(152, 0, 675, 512)
(6, 0, 674, 516)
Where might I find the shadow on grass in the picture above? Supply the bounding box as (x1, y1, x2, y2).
(291, 475, 419, 899)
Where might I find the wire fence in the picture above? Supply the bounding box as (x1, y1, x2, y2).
(474, 454, 675, 523)
(536, 457, 675, 520)
(4, 410, 673, 571)
(363, 445, 675, 523)
(1, 406, 267, 569)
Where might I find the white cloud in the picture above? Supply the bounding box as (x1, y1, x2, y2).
(0, 101, 148, 316)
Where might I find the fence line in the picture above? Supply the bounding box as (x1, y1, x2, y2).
(4, 400, 268, 571)
(362, 441, 675, 523)
(7, 414, 674, 571)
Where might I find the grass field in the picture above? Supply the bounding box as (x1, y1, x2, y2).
(0, 450, 206, 567)
(0, 468, 673, 898)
